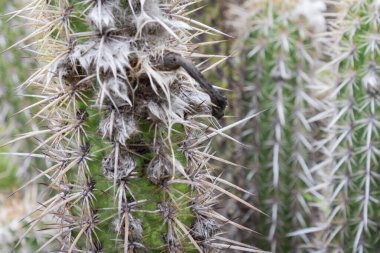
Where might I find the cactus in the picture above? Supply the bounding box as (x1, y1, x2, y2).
(7, 0, 261, 252)
(306, 1, 380, 252)
(225, 0, 329, 251)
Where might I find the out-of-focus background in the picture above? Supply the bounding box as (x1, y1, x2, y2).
(0, 1, 49, 252)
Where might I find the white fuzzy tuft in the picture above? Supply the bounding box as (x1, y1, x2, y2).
(292, 0, 327, 32)
(87, 1, 117, 31)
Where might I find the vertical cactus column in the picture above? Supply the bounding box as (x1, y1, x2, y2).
(9, 0, 259, 252)
(315, 1, 380, 252)
(195, 1, 262, 247)
(234, 0, 328, 251)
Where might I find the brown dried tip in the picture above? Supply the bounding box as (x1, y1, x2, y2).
(161, 52, 227, 119)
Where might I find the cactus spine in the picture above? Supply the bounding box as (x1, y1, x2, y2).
(229, 0, 329, 251)
(9, 0, 259, 252)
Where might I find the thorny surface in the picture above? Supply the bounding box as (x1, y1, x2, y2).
(5, 0, 262, 253)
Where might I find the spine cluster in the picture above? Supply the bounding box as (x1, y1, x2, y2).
(10, 0, 258, 252)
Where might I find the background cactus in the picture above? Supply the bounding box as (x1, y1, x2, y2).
(219, 0, 330, 252)
(0, 0, 35, 188)
(6, 0, 261, 252)
(193, 1, 260, 247)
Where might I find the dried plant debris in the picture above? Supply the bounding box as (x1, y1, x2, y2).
(4, 0, 262, 252)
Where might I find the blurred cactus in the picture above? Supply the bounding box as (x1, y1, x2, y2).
(194, 2, 259, 247)
(7, 0, 260, 252)
(224, 0, 329, 252)
(0, 1, 50, 252)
